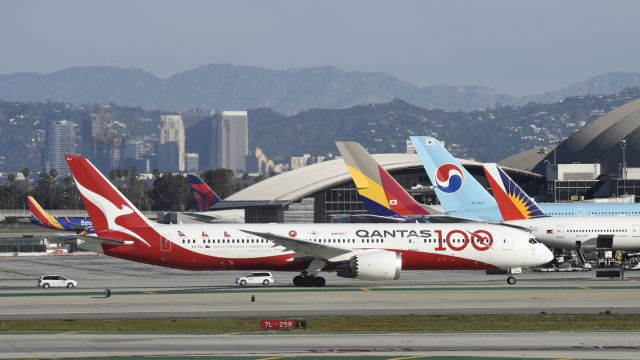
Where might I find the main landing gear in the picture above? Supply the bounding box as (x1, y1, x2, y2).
(293, 275, 326, 287)
(506, 276, 516, 285)
(293, 258, 326, 287)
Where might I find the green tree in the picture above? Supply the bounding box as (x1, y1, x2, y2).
(147, 173, 190, 211)
(48, 169, 58, 208)
(34, 168, 53, 208)
(200, 168, 237, 199)
(7, 173, 16, 209)
(20, 167, 30, 194)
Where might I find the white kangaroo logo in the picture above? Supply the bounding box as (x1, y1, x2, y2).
(75, 181, 151, 247)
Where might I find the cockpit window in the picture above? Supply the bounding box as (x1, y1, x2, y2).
(529, 238, 538, 244)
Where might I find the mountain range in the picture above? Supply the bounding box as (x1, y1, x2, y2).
(1, 64, 640, 114)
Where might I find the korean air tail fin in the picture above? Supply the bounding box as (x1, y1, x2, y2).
(187, 175, 222, 211)
(482, 163, 547, 221)
(410, 136, 498, 214)
(336, 141, 429, 217)
(65, 155, 153, 240)
(27, 196, 64, 230)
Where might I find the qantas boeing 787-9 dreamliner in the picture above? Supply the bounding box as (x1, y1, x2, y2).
(64, 155, 552, 286)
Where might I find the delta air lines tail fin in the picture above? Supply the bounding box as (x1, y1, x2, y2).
(187, 175, 222, 211)
(482, 163, 548, 221)
(27, 196, 64, 230)
(410, 136, 498, 215)
(336, 141, 429, 217)
(65, 155, 154, 246)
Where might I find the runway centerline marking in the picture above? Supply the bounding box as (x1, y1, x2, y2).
(388, 356, 424, 360)
(3, 284, 640, 298)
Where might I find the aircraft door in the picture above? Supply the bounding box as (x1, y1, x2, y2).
(556, 225, 564, 238)
(502, 233, 513, 250)
(160, 234, 171, 252)
(633, 225, 640, 238)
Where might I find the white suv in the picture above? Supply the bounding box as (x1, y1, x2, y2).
(38, 275, 78, 289)
(236, 272, 274, 286)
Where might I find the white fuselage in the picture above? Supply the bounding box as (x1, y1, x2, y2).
(127, 222, 552, 271)
(508, 216, 640, 251)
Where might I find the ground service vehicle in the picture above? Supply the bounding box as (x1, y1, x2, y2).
(236, 272, 274, 286)
(38, 275, 78, 289)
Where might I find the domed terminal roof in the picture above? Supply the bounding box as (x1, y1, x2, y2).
(502, 98, 640, 174)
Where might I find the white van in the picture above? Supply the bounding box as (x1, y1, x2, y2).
(38, 275, 78, 289)
(235, 272, 274, 286)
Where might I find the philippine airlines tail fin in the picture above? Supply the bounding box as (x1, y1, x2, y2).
(483, 163, 547, 221)
(410, 136, 499, 215)
(187, 175, 222, 211)
(336, 141, 429, 217)
(65, 155, 152, 240)
(27, 196, 64, 230)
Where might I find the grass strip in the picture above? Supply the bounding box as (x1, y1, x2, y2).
(1, 313, 639, 333)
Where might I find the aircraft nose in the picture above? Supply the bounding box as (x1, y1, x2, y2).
(540, 244, 554, 264)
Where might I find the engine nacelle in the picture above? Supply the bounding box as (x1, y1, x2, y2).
(337, 250, 402, 281)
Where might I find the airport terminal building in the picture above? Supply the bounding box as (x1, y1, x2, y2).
(216, 154, 544, 223)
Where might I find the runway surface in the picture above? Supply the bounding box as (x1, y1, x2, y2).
(1, 331, 640, 359)
(1, 256, 640, 319)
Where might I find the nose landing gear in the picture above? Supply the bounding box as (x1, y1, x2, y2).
(506, 267, 521, 285)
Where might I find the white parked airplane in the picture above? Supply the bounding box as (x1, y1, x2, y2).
(64, 155, 552, 286)
(484, 163, 640, 251)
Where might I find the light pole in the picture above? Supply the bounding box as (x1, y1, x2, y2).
(550, 140, 561, 165)
(619, 139, 627, 179)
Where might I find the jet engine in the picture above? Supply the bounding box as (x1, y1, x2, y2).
(337, 250, 402, 280)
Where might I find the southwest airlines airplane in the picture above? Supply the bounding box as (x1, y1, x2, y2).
(410, 136, 640, 220)
(28, 196, 94, 233)
(64, 155, 552, 286)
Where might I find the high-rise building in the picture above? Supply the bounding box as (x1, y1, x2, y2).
(45, 120, 77, 177)
(185, 114, 220, 171)
(218, 111, 248, 173)
(157, 142, 180, 172)
(93, 134, 126, 174)
(185, 153, 200, 173)
(291, 154, 312, 170)
(124, 140, 144, 160)
(159, 115, 185, 172)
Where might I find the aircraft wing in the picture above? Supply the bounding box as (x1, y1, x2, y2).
(422, 215, 485, 223)
(181, 212, 220, 223)
(332, 213, 483, 224)
(331, 214, 406, 223)
(240, 230, 352, 260)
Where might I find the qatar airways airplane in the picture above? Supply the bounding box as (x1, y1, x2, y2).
(64, 155, 552, 286)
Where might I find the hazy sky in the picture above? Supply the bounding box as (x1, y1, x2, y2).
(2, 0, 639, 95)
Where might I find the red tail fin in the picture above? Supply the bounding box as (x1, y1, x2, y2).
(65, 155, 152, 244)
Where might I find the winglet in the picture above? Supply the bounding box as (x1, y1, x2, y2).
(483, 163, 547, 221)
